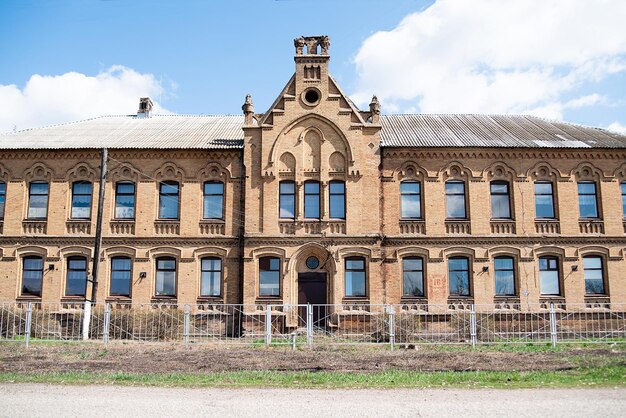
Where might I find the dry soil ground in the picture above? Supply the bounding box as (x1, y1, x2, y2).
(0, 342, 622, 374)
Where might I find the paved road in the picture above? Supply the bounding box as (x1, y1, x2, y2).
(0, 384, 624, 417)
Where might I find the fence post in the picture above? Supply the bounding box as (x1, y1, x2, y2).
(388, 305, 395, 351)
(469, 304, 477, 348)
(549, 303, 557, 347)
(306, 304, 313, 348)
(82, 300, 92, 341)
(102, 303, 111, 344)
(25, 302, 33, 348)
(184, 304, 190, 345)
(265, 305, 272, 346)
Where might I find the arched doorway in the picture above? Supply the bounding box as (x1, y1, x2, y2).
(287, 243, 334, 327)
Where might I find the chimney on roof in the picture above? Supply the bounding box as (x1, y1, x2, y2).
(137, 97, 153, 118)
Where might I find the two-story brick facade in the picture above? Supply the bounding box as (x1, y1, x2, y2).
(1, 36, 625, 313)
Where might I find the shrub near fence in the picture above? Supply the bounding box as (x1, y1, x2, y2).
(0, 302, 624, 347)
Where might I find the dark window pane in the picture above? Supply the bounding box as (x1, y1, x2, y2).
(494, 256, 515, 296)
(446, 182, 466, 219)
(28, 183, 49, 218)
(329, 181, 346, 219)
(304, 182, 320, 219)
(22, 257, 43, 297)
(66, 257, 87, 296)
(346, 259, 364, 270)
(110, 257, 131, 296)
(0, 182, 5, 219)
(201, 257, 222, 296)
(159, 182, 179, 219)
(583, 256, 605, 295)
(279, 182, 295, 219)
(539, 257, 560, 295)
(259, 257, 280, 296)
(157, 259, 176, 270)
(402, 257, 424, 297)
(72, 182, 92, 195)
(621, 182, 626, 217)
(115, 183, 135, 219)
(448, 257, 470, 296)
(400, 180, 422, 219)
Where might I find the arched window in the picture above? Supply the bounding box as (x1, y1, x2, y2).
(304, 181, 320, 219)
(201, 257, 222, 297)
(583, 256, 606, 295)
(445, 181, 467, 219)
(110, 257, 132, 297)
(621, 182, 626, 218)
(448, 256, 470, 296)
(494, 256, 515, 296)
(490, 181, 511, 219)
(402, 257, 424, 297)
(400, 181, 421, 219)
(66, 256, 88, 297)
(114, 182, 135, 219)
(0, 181, 6, 219)
(329, 181, 345, 219)
(158, 182, 179, 219)
(22, 256, 43, 297)
(259, 256, 280, 296)
(203, 181, 224, 220)
(345, 257, 366, 297)
(155, 257, 177, 297)
(71, 181, 93, 219)
(539, 256, 560, 296)
(279, 181, 295, 219)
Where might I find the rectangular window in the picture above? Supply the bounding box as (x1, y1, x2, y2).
(329, 181, 346, 219)
(259, 256, 280, 296)
(279, 181, 295, 219)
(445, 181, 466, 219)
(158, 182, 179, 219)
(345, 257, 366, 297)
(66, 257, 88, 297)
(539, 256, 560, 295)
(115, 182, 135, 219)
(534, 181, 555, 219)
(621, 182, 626, 218)
(22, 256, 43, 297)
(490, 181, 511, 219)
(448, 257, 470, 296)
(583, 256, 605, 295)
(27, 182, 49, 219)
(203, 182, 224, 219)
(402, 257, 424, 297)
(577, 181, 599, 218)
(304, 181, 320, 219)
(110, 257, 132, 297)
(201, 257, 222, 297)
(401, 181, 421, 219)
(155, 257, 176, 297)
(71, 181, 93, 219)
(494, 256, 515, 296)
(0, 181, 5, 219)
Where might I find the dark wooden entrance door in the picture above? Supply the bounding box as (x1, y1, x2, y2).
(297, 272, 327, 328)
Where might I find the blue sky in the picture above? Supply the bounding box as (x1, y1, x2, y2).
(1, 0, 625, 134)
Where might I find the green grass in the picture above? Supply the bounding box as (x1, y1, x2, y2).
(1, 364, 624, 389)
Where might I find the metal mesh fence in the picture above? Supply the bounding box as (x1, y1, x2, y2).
(0, 301, 624, 348)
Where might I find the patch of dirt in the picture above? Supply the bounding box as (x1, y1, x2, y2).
(1, 343, 617, 374)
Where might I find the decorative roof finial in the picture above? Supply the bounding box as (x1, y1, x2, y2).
(242, 94, 255, 125)
(369, 95, 380, 124)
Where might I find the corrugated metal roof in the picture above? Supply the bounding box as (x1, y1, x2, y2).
(0, 114, 245, 149)
(380, 114, 626, 148)
(1, 113, 625, 150)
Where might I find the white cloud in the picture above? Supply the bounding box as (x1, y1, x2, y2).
(608, 122, 626, 134)
(352, 0, 626, 121)
(0, 66, 170, 133)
